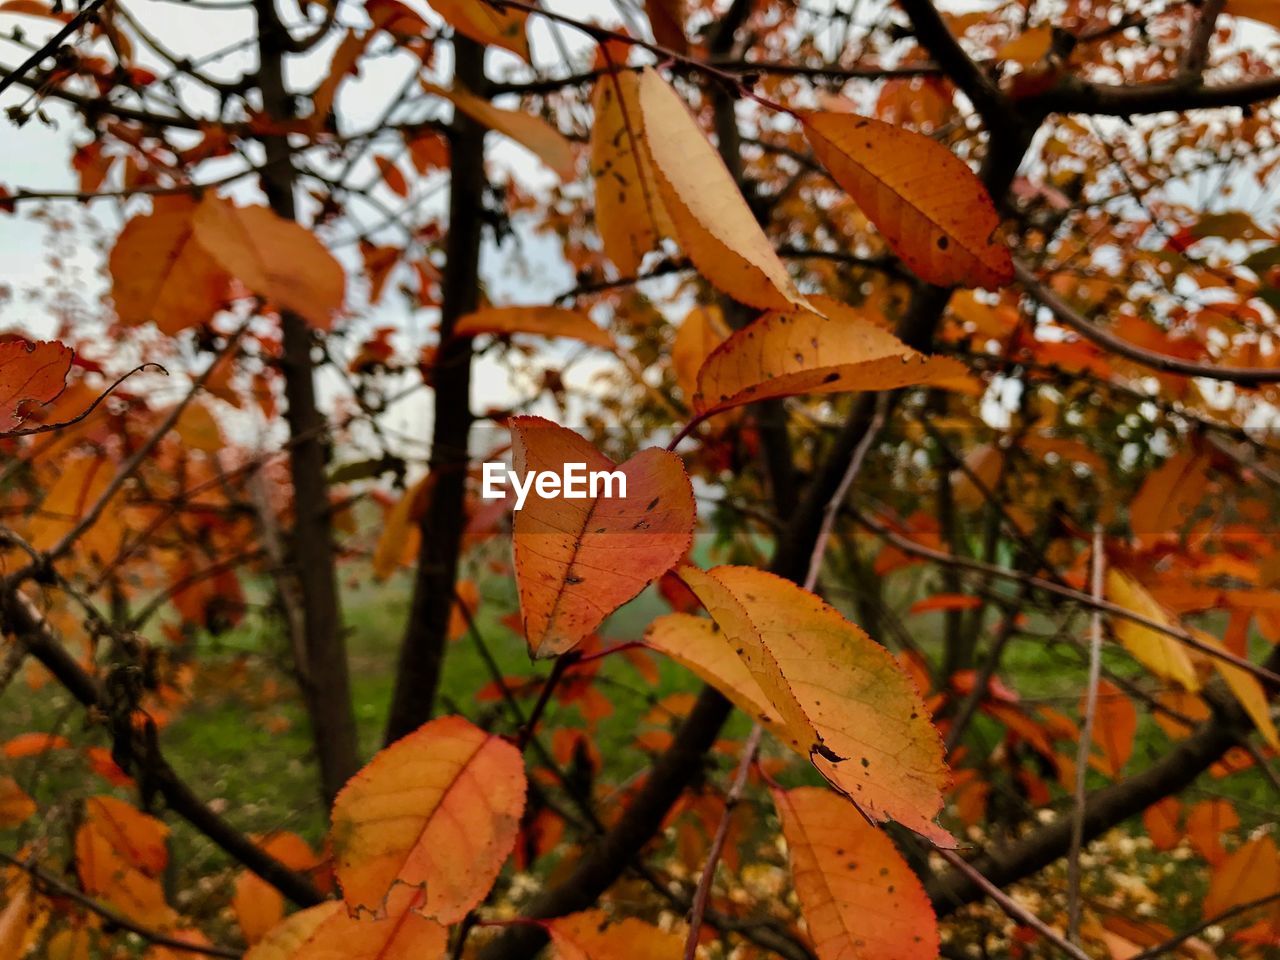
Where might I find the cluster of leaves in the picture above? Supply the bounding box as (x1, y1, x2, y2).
(0, 0, 1279, 958)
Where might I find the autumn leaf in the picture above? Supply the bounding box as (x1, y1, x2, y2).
(1203, 836, 1280, 930)
(511, 416, 695, 658)
(374, 155, 409, 197)
(0, 777, 35, 827)
(671, 305, 728, 401)
(774, 786, 939, 960)
(692, 296, 966, 418)
(244, 903, 343, 960)
(310, 29, 372, 125)
(1226, 0, 1280, 30)
(331, 714, 526, 922)
(0, 337, 72, 431)
(372, 473, 434, 581)
(636, 66, 806, 311)
(233, 833, 322, 945)
(803, 112, 1013, 288)
(1106, 570, 1200, 692)
(426, 0, 529, 60)
(110, 196, 229, 334)
(546, 910, 685, 958)
(590, 69, 673, 277)
(26, 452, 124, 563)
(1185, 799, 1238, 865)
(1142, 797, 1182, 851)
(453, 306, 614, 349)
(424, 82, 575, 181)
(643, 0, 686, 53)
(675, 565, 952, 844)
(1129, 450, 1210, 535)
(191, 194, 346, 329)
(293, 886, 448, 960)
(76, 799, 178, 929)
(1086, 678, 1136, 777)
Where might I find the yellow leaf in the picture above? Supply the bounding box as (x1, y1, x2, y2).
(996, 26, 1053, 65)
(636, 67, 806, 311)
(671, 305, 727, 401)
(590, 69, 673, 277)
(244, 902, 343, 960)
(371, 473, 433, 581)
(427, 0, 528, 59)
(1106, 570, 1200, 691)
(803, 112, 1013, 289)
(192, 195, 346, 330)
(546, 910, 684, 958)
(692, 296, 966, 418)
(774, 787, 939, 960)
(425, 81, 574, 181)
(454, 306, 614, 348)
(675, 565, 952, 844)
(330, 714, 526, 922)
(1192, 628, 1280, 749)
(511, 417, 695, 658)
(110, 196, 229, 334)
(644, 612, 785, 731)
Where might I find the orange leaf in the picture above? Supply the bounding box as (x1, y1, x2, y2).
(426, 0, 528, 59)
(374, 155, 409, 197)
(192, 194, 345, 329)
(26, 452, 124, 562)
(1129, 450, 1210, 535)
(546, 910, 684, 958)
(294, 889, 448, 958)
(912, 594, 983, 615)
(77, 802, 177, 929)
(1142, 797, 1182, 851)
(424, 82, 574, 181)
(0, 777, 35, 828)
(454, 306, 614, 349)
(84, 795, 170, 875)
(636, 66, 806, 311)
(675, 565, 952, 844)
(589, 69, 673, 277)
(1086, 678, 1136, 777)
(511, 416, 695, 658)
(1186, 799, 1239, 866)
(0, 337, 72, 432)
(310, 29, 371, 124)
(1226, 0, 1280, 31)
(331, 714, 526, 922)
(243, 902, 343, 960)
(2, 732, 72, 758)
(643, 0, 686, 52)
(110, 196, 229, 333)
(692, 297, 966, 419)
(407, 130, 449, 173)
(773, 786, 939, 960)
(233, 870, 284, 946)
(803, 112, 1013, 289)
(1203, 836, 1280, 929)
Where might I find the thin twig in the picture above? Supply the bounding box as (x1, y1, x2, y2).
(936, 848, 1091, 960)
(1067, 526, 1104, 943)
(0, 0, 112, 99)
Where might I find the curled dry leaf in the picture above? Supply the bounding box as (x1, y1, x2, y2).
(636, 67, 806, 311)
(666, 565, 952, 844)
(0, 337, 72, 431)
(425, 82, 575, 181)
(192, 195, 345, 329)
(330, 714, 525, 923)
(1106, 570, 1200, 692)
(803, 112, 1013, 289)
(546, 909, 685, 958)
(590, 68, 673, 277)
(453, 306, 614, 349)
(110, 195, 229, 334)
(511, 416, 695, 658)
(774, 786, 939, 960)
(692, 296, 967, 418)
